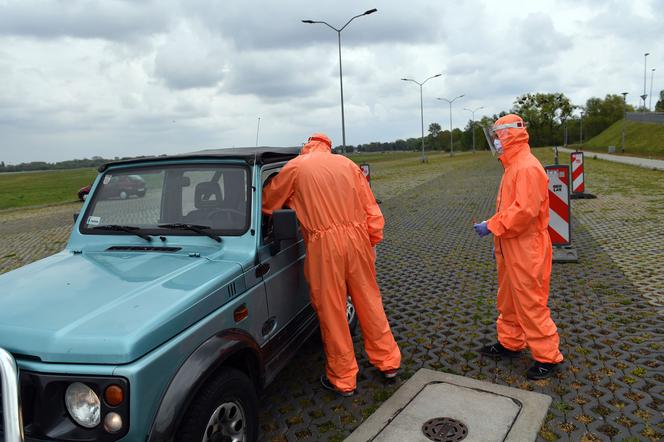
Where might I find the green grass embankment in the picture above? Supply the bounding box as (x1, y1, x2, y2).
(583, 120, 664, 159)
(0, 168, 98, 210)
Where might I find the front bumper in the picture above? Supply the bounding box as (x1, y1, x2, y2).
(0, 347, 24, 442)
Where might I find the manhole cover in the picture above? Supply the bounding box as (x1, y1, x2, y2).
(421, 417, 468, 442)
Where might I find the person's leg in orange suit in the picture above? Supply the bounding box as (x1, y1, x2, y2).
(304, 236, 358, 393)
(495, 253, 527, 351)
(506, 238, 562, 364)
(345, 229, 401, 372)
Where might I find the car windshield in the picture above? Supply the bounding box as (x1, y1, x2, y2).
(81, 164, 250, 236)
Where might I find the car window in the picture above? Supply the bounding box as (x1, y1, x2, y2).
(261, 166, 282, 244)
(81, 164, 251, 236)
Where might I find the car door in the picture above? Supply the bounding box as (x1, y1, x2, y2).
(257, 165, 311, 341)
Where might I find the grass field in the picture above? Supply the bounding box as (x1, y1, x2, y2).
(582, 119, 664, 159)
(0, 168, 98, 210)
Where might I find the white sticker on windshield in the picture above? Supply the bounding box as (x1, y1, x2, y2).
(103, 175, 111, 185)
(87, 216, 101, 226)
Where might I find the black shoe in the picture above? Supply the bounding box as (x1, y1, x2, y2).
(320, 375, 355, 397)
(526, 361, 561, 380)
(381, 368, 399, 380)
(479, 342, 522, 359)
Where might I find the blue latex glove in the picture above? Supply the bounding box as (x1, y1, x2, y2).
(473, 221, 491, 237)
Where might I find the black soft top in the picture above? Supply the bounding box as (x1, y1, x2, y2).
(98, 147, 300, 172)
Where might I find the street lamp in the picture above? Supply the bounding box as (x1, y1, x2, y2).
(621, 92, 628, 153)
(437, 95, 465, 156)
(649, 68, 656, 110)
(401, 74, 443, 162)
(302, 8, 378, 152)
(642, 52, 650, 112)
(463, 106, 484, 153)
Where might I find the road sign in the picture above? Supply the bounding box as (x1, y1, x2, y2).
(545, 165, 571, 246)
(570, 152, 585, 194)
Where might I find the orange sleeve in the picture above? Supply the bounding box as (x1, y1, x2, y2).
(262, 161, 297, 215)
(487, 167, 545, 238)
(355, 166, 384, 245)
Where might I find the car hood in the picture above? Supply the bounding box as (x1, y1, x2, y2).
(0, 250, 244, 364)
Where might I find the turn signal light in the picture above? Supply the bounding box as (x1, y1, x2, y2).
(234, 305, 249, 322)
(104, 385, 124, 407)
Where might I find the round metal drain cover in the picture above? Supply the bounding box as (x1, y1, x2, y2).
(421, 417, 468, 442)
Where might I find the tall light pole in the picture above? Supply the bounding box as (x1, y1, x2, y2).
(621, 92, 628, 153)
(463, 106, 484, 153)
(642, 52, 650, 112)
(437, 95, 464, 156)
(579, 109, 584, 145)
(302, 8, 378, 152)
(401, 74, 443, 162)
(649, 68, 656, 110)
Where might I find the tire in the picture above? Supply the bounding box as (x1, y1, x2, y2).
(119, 191, 128, 200)
(347, 296, 358, 336)
(137, 191, 146, 198)
(176, 367, 258, 442)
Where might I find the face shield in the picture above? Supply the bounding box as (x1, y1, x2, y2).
(482, 120, 526, 156)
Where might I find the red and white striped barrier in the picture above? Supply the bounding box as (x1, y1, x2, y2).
(545, 165, 571, 246)
(570, 152, 585, 194)
(360, 163, 371, 186)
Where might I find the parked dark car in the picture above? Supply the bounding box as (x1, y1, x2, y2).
(78, 175, 147, 201)
(77, 184, 92, 201)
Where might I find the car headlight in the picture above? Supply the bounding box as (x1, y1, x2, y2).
(65, 382, 101, 428)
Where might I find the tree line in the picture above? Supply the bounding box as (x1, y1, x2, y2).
(345, 91, 664, 153)
(3, 91, 663, 169)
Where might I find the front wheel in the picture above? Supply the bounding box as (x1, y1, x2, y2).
(176, 367, 258, 442)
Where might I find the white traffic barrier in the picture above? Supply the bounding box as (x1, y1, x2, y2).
(571, 151, 585, 194)
(360, 163, 371, 186)
(545, 165, 577, 262)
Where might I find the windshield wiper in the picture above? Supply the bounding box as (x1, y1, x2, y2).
(92, 225, 152, 241)
(158, 223, 222, 243)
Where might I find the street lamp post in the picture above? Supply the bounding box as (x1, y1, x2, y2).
(437, 95, 465, 156)
(621, 92, 628, 153)
(642, 52, 650, 112)
(463, 106, 484, 153)
(401, 74, 443, 162)
(302, 9, 378, 152)
(579, 110, 584, 145)
(649, 68, 656, 110)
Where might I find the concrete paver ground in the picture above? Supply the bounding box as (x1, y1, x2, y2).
(0, 151, 662, 442)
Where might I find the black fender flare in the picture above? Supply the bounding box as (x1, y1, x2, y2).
(147, 329, 263, 442)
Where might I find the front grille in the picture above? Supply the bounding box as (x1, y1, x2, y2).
(0, 372, 36, 435)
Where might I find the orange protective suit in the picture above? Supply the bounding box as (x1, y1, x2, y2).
(262, 133, 401, 392)
(486, 115, 564, 364)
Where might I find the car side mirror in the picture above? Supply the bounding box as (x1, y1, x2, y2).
(271, 209, 299, 255)
(73, 212, 79, 222)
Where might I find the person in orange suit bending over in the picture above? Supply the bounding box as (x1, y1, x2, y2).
(473, 114, 564, 380)
(262, 133, 401, 396)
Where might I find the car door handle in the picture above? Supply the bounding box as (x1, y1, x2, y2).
(255, 263, 270, 277)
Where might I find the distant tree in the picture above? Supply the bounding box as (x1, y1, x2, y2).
(512, 93, 573, 146)
(583, 94, 635, 140)
(655, 90, 664, 112)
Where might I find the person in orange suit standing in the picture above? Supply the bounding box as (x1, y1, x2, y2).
(262, 133, 401, 396)
(473, 114, 564, 380)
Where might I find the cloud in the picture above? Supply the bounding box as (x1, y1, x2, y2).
(153, 23, 229, 90)
(0, 0, 172, 41)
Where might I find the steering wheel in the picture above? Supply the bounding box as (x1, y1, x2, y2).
(206, 208, 245, 225)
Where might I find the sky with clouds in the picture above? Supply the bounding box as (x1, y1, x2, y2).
(1, 0, 662, 164)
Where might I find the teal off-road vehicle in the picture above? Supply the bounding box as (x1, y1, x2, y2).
(0, 147, 357, 442)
